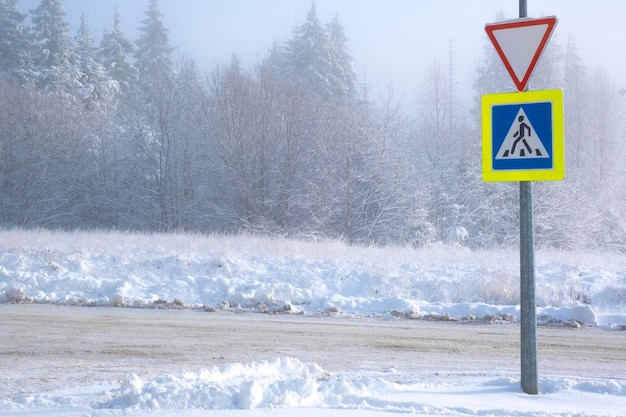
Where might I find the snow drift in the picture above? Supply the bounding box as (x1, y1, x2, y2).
(0, 230, 625, 327)
(4, 357, 626, 415)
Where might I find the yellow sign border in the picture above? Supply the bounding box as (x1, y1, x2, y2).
(482, 89, 564, 182)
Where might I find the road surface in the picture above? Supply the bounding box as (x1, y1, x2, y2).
(1, 304, 625, 397)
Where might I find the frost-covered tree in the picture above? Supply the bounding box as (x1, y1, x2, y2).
(134, 0, 174, 87)
(75, 14, 95, 71)
(326, 14, 357, 100)
(202, 58, 291, 232)
(282, 3, 336, 99)
(30, 0, 75, 91)
(268, 3, 357, 101)
(413, 58, 479, 245)
(586, 69, 623, 193)
(125, 0, 181, 229)
(74, 13, 116, 107)
(263, 40, 286, 76)
(0, 78, 92, 228)
(98, 8, 137, 92)
(562, 35, 590, 184)
(0, 0, 31, 84)
(318, 102, 416, 244)
(285, 3, 331, 89)
(201, 57, 414, 242)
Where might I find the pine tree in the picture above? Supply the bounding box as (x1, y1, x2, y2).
(326, 14, 357, 100)
(263, 40, 286, 76)
(129, 0, 181, 229)
(98, 8, 137, 92)
(30, 0, 75, 91)
(277, 3, 357, 101)
(134, 0, 174, 88)
(283, 2, 335, 98)
(75, 14, 95, 70)
(74, 13, 116, 107)
(0, 0, 31, 84)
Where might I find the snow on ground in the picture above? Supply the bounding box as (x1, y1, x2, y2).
(2, 356, 626, 416)
(1, 230, 625, 416)
(0, 230, 624, 327)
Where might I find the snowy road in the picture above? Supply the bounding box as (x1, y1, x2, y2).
(2, 304, 625, 399)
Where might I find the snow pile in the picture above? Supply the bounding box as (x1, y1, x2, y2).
(97, 358, 328, 410)
(92, 358, 626, 412)
(0, 230, 625, 327)
(4, 357, 626, 415)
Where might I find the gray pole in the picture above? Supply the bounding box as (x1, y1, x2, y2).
(519, 0, 539, 395)
(520, 181, 538, 394)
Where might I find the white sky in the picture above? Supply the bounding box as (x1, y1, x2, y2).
(20, 0, 626, 103)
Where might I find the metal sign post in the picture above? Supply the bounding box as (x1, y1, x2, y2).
(518, 0, 539, 396)
(519, 181, 538, 394)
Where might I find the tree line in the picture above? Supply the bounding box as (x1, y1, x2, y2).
(0, 0, 624, 250)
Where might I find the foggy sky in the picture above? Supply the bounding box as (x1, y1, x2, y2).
(18, 0, 626, 104)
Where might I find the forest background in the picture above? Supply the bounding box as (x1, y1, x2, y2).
(0, 0, 624, 250)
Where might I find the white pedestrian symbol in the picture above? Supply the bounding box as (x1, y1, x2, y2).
(496, 108, 549, 160)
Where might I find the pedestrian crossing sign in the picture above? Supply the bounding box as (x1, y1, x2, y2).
(482, 89, 564, 182)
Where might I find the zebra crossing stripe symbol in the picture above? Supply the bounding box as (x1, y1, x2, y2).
(495, 108, 549, 160)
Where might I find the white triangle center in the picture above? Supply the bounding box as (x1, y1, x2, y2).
(496, 108, 549, 159)
(491, 23, 549, 82)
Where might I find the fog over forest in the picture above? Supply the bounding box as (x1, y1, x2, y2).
(0, 0, 624, 251)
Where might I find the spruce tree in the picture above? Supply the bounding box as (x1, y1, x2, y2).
(283, 2, 335, 98)
(130, 0, 179, 230)
(280, 3, 356, 101)
(75, 14, 95, 69)
(75, 13, 113, 106)
(326, 15, 357, 101)
(98, 8, 137, 92)
(134, 0, 174, 88)
(30, 0, 74, 91)
(0, 0, 31, 84)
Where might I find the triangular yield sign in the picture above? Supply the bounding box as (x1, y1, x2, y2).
(485, 16, 557, 92)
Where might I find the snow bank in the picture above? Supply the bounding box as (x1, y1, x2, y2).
(97, 357, 327, 410)
(4, 357, 626, 415)
(94, 358, 626, 412)
(0, 230, 625, 327)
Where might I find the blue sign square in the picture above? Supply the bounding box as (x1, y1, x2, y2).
(491, 102, 553, 171)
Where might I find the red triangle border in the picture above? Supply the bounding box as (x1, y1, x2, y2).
(485, 16, 558, 92)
